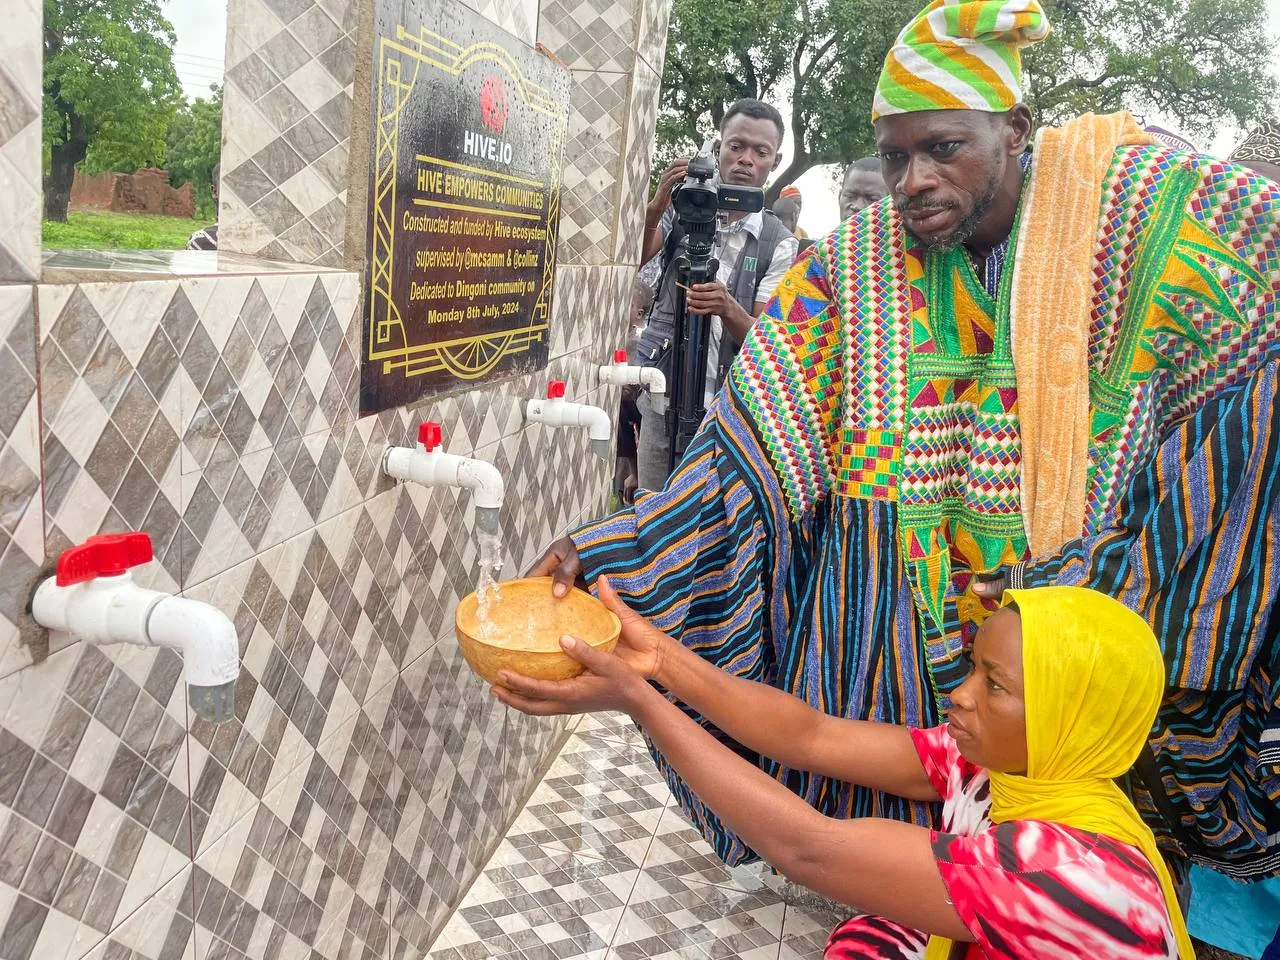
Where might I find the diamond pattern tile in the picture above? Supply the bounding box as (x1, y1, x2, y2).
(778, 901, 849, 960)
(610, 872, 785, 959)
(183, 686, 405, 960)
(642, 807, 781, 893)
(576, 712, 645, 747)
(541, 0, 641, 72)
(635, 0, 671, 76)
(0, 285, 43, 680)
(428, 842, 638, 960)
(614, 60, 662, 266)
(466, 0, 539, 43)
(220, 0, 356, 266)
(0, 0, 41, 281)
(38, 274, 366, 590)
(430, 720, 826, 960)
(0, 634, 194, 960)
(559, 70, 632, 265)
(424, 716, 865, 960)
(503, 736, 669, 864)
(39, 280, 193, 592)
(550, 265, 634, 360)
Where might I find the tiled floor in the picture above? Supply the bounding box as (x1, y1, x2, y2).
(426, 713, 846, 960)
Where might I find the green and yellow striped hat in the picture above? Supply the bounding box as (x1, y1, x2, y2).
(873, 0, 1049, 121)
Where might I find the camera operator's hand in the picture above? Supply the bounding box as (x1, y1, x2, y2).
(686, 281, 737, 319)
(687, 282, 755, 343)
(646, 158, 691, 227)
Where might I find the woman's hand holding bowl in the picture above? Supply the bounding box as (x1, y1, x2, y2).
(491, 577, 671, 716)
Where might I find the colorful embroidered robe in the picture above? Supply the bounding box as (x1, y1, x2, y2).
(574, 144, 1280, 876)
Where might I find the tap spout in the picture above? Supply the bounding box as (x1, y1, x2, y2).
(524, 397, 614, 458)
(31, 569, 240, 723)
(382, 445, 505, 510)
(524, 385, 614, 460)
(524, 398, 613, 441)
(598, 351, 667, 397)
(147, 596, 239, 723)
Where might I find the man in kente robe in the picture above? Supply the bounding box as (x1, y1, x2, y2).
(532, 0, 1280, 879)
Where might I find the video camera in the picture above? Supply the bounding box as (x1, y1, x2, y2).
(664, 140, 766, 474)
(669, 140, 766, 243)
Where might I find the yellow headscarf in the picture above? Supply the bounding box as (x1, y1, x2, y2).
(924, 586, 1193, 959)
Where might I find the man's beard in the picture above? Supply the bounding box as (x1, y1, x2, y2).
(902, 170, 1001, 253)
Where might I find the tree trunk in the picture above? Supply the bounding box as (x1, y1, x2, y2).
(765, 155, 813, 206)
(44, 115, 87, 223)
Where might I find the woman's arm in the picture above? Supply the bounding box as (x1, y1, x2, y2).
(495, 640, 970, 941)
(633, 680, 969, 939)
(654, 635, 939, 801)
(497, 578, 940, 802)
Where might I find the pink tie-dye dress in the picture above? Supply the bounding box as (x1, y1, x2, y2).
(823, 726, 1180, 959)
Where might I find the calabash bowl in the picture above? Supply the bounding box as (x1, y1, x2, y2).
(455, 577, 621, 686)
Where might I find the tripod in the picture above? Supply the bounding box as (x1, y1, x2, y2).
(665, 246, 719, 476)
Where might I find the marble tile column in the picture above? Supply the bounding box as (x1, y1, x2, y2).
(220, 0, 544, 269)
(538, 0, 668, 268)
(219, 0, 360, 267)
(0, 0, 42, 281)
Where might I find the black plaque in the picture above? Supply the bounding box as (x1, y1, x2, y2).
(361, 0, 570, 413)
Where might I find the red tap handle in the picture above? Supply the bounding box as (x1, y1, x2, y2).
(418, 421, 442, 452)
(547, 380, 566, 399)
(613, 349, 627, 363)
(56, 533, 154, 586)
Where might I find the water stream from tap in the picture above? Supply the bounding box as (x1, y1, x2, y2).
(474, 528, 504, 641)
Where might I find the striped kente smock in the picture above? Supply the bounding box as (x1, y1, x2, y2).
(574, 144, 1280, 877)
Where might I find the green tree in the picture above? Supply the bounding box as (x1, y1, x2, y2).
(43, 0, 183, 222)
(658, 0, 1278, 202)
(167, 86, 223, 219)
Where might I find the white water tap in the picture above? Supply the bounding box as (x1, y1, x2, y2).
(383, 422, 506, 536)
(598, 350, 667, 413)
(31, 533, 240, 724)
(524, 380, 614, 460)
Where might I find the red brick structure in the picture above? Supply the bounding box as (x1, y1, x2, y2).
(69, 168, 195, 218)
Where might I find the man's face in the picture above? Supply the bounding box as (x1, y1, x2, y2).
(716, 115, 782, 189)
(874, 110, 1009, 252)
(838, 169, 887, 219)
(629, 290, 649, 327)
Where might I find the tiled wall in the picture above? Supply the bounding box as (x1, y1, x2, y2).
(0, 0, 668, 957)
(218, 0, 544, 268)
(0, 0, 41, 281)
(218, 0, 667, 272)
(219, 0, 360, 266)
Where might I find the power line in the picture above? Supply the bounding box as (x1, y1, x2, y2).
(178, 79, 224, 92)
(176, 67, 224, 81)
(174, 60, 224, 73)
(173, 50, 225, 66)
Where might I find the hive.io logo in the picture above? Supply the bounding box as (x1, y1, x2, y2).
(480, 74, 509, 134)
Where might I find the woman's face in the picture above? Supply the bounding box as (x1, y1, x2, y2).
(947, 608, 1028, 772)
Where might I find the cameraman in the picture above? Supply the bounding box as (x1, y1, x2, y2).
(633, 98, 798, 489)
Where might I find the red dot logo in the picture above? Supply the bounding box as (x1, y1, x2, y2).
(480, 75, 509, 134)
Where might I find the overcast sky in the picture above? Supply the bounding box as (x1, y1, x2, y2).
(165, 0, 226, 100)
(165, 0, 1280, 236)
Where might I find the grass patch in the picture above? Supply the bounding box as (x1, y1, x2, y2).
(43, 210, 208, 250)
